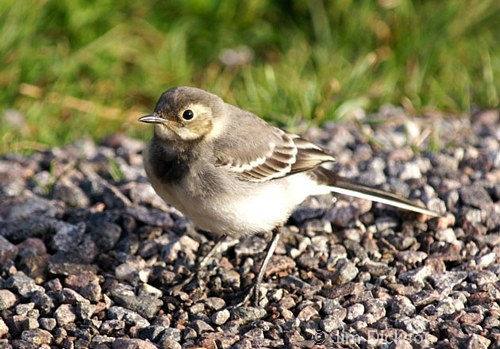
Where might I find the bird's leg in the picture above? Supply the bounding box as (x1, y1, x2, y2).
(239, 226, 281, 307)
(197, 234, 229, 270)
(169, 234, 228, 295)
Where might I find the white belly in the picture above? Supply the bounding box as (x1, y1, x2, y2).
(147, 165, 326, 237)
(185, 176, 309, 235)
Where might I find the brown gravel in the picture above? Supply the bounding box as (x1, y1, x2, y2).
(0, 107, 498, 348)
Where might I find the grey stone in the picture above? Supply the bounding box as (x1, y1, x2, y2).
(211, 309, 230, 325)
(53, 304, 76, 326)
(362, 260, 392, 277)
(390, 295, 416, 316)
(89, 222, 122, 250)
(158, 327, 182, 342)
(321, 282, 364, 299)
(320, 315, 344, 332)
(38, 318, 56, 331)
(125, 206, 174, 228)
(464, 334, 491, 349)
(152, 314, 170, 328)
(325, 203, 360, 227)
(410, 290, 442, 307)
(429, 153, 459, 171)
(75, 302, 96, 320)
(435, 228, 457, 243)
(30, 292, 55, 316)
(396, 251, 428, 264)
(59, 287, 89, 304)
(15, 303, 35, 316)
(10, 315, 39, 334)
(363, 299, 386, 322)
(0, 289, 17, 310)
(428, 271, 468, 290)
(65, 271, 101, 302)
(280, 275, 311, 290)
(158, 338, 182, 349)
(108, 306, 150, 328)
(460, 184, 493, 210)
(192, 319, 214, 334)
(395, 315, 430, 333)
(51, 221, 86, 252)
(375, 216, 399, 231)
(1, 194, 61, 222)
(436, 296, 465, 315)
(0, 318, 8, 338)
(203, 297, 226, 311)
(20, 329, 53, 346)
(138, 325, 166, 342)
(100, 319, 126, 335)
(48, 250, 99, 275)
(291, 206, 324, 224)
(112, 338, 158, 349)
(483, 316, 500, 329)
(476, 252, 496, 268)
(5, 272, 44, 297)
(111, 287, 163, 319)
(0, 235, 18, 263)
(91, 335, 115, 346)
(346, 303, 365, 322)
(397, 161, 422, 180)
(468, 270, 497, 285)
(332, 259, 359, 285)
(231, 307, 267, 322)
(399, 265, 433, 286)
(296, 305, 319, 321)
(359, 158, 386, 186)
(52, 177, 90, 208)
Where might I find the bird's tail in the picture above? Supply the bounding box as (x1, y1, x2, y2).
(312, 167, 441, 217)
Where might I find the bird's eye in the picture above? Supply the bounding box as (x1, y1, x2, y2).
(182, 109, 194, 120)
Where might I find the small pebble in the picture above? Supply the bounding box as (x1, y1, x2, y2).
(0, 318, 9, 337)
(296, 305, 318, 321)
(53, 304, 76, 326)
(21, 328, 53, 346)
(346, 303, 365, 322)
(428, 271, 468, 291)
(211, 309, 230, 325)
(459, 184, 493, 210)
(231, 307, 267, 323)
(0, 289, 17, 310)
(38, 318, 57, 331)
(0, 235, 19, 263)
(332, 259, 359, 285)
(112, 338, 158, 349)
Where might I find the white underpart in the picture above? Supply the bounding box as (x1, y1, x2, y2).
(187, 173, 330, 235)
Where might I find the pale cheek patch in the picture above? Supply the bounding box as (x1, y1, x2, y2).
(205, 112, 226, 140)
(154, 124, 177, 141)
(176, 127, 204, 141)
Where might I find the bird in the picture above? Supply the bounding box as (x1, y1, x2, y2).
(139, 86, 440, 305)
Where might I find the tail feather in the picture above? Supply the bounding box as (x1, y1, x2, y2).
(312, 167, 441, 217)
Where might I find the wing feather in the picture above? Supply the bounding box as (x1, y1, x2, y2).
(215, 126, 335, 182)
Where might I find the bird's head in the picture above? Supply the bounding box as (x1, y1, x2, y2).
(139, 87, 226, 142)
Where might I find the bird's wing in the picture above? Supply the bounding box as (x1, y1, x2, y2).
(213, 114, 334, 182)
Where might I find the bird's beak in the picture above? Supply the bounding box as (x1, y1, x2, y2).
(138, 113, 166, 124)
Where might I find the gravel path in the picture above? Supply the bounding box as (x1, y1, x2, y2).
(0, 107, 498, 349)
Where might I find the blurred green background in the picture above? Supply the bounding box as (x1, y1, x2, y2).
(1, 0, 498, 153)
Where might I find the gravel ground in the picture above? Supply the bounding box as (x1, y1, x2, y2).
(0, 106, 498, 349)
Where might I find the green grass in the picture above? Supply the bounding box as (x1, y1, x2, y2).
(1, 0, 498, 153)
